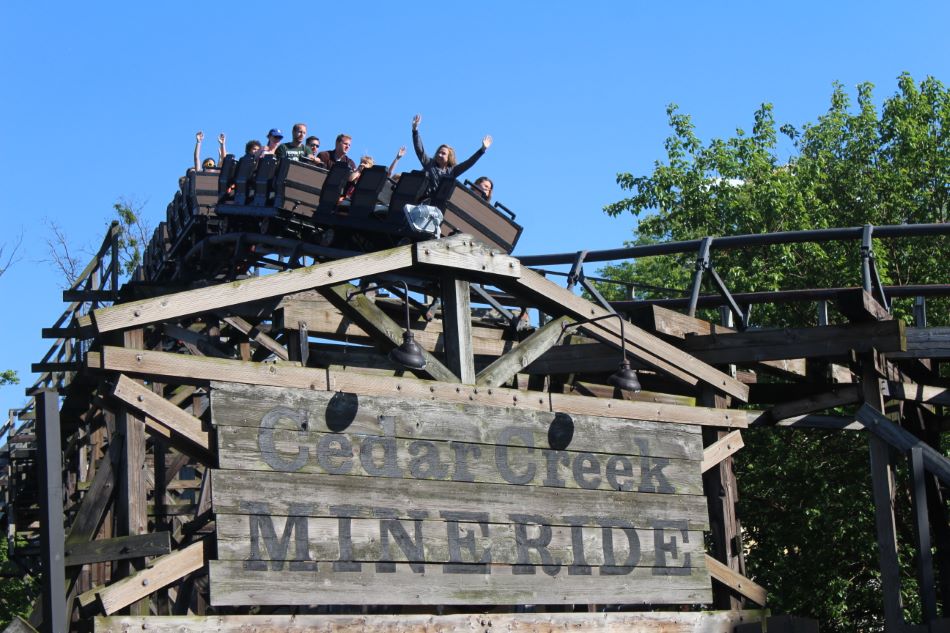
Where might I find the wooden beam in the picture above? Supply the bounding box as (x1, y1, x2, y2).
(836, 288, 891, 323)
(705, 554, 767, 606)
(859, 354, 905, 631)
(95, 611, 768, 633)
(884, 380, 950, 406)
(502, 269, 748, 401)
(885, 326, 950, 359)
(414, 234, 521, 278)
(89, 348, 321, 390)
(764, 384, 863, 424)
(116, 330, 149, 616)
(701, 430, 744, 473)
(680, 320, 906, 363)
(111, 375, 211, 458)
(220, 315, 288, 361)
(278, 294, 514, 357)
(92, 244, 414, 333)
(855, 403, 950, 486)
(89, 347, 742, 427)
(440, 276, 476, 384)
(477, 316, 573, 387)
(319, 283, 458, 383)
(65, 532, 170, 568)
(82, 540, 205, 615)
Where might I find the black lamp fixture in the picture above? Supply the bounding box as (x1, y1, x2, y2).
(562, 313, 641, 393)
(347, 280, 427, 371)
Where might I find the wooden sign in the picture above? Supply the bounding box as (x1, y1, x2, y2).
(209, 382, 711, 606)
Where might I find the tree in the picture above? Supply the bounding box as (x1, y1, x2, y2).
(43, 197, 151, 287)
(601, 74, 949, 631)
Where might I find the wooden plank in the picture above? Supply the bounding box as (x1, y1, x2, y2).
(319, 283, 458, 383)
(414, 234, 521, 278)
(92, 348, 740, 428)
(502, 269, 748, 401)
(215, 514, 706, 569)
(216, 426, 702, 495)
(221, 315, 289, 361)
(90, 540, 206, 615)
(886, 326, 950, 359)
(212, 470, 708, 530)
(112, 374, 210, 454)
(705, 554, 767, 606)
(92, 245, 414, 333)
(65, 532, 170, 568)
(212, 383, 702, 460)
(208, 560, 710, 606)
(440, 276, 476, 384)
(701, 430, 743, 473)
(680, 320, 906, 363)
(477, 316, 573, 388)
(96, 610, 767, 632)
(766, 384, 862, 423)
(90, 348, 326, 391)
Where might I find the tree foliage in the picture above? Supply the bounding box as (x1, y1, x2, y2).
(601, 75, 949, 631)
(602, 73, 949, 326)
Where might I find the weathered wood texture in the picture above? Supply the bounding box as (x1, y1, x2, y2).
(278, 292, 516, 357)
(65, 532, 170, 568)
(92, 245, 414, 333)
(413, 235, 521, 278)
(209, 561, 710, 606)
(704, 554, 767, 606)
(318, 283, 457, 383)
(500, 269, 749, 401)
(209, 383, 710, 606)
(81, 540, 205, 615)
(111, 374, 210, 456)
(90, 348, 745, 428)
(95, 610, 767, 633)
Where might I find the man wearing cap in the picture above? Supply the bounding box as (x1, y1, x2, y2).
(256, 128, 284, 157)
(276, 123, 313, 162)
(316, 134, 357, 170)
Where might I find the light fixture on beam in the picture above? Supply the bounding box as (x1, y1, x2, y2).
(562, 313, 641, 393)
(347, 280, 427, 371)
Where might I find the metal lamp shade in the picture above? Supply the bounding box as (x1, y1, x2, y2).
(389, 330, 427, 370)
(608, 360, 641, 393)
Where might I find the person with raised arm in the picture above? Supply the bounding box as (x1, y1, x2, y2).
(411, 114, 491, 200)
(193, 131, 227, 171)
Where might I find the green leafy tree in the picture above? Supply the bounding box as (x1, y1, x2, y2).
(601, 74, 949, 631)
(0, 536, 37, 628)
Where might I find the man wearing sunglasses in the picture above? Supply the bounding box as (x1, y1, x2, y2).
(304, 135, 324, 166)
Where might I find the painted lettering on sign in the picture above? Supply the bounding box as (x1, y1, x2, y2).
(257, 408, 675, 493)
(209, 384, 710, 606)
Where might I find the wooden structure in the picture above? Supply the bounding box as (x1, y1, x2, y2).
(2, 174, 948, 631)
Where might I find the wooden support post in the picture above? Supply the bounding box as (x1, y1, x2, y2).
(909, 446, 938, 623)
(859, 352, 904, 631)
(36, 390, 67, 633)
(441, 275, 475, 384)
(117, 329, 149, 616)
(700, 386, 744, 610)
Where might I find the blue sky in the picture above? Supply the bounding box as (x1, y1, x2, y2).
(1, 1, 948, 422)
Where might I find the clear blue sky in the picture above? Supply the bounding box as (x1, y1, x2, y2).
(1, 1, 948, 422)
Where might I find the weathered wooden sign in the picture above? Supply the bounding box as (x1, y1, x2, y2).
(209, 382, 711, 606)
